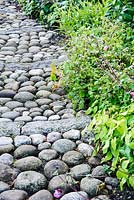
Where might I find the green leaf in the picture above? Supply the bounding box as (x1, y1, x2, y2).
(111, 137, 117, 151)
(129, 175, 134, 188)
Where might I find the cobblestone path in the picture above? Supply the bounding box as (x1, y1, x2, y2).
(0, 1, 116, 200)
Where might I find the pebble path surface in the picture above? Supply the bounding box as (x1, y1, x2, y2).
(0, 0, 117, 199)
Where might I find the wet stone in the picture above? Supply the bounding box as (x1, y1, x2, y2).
(14, 145, 37, 159)
(14, 171, 47, 194)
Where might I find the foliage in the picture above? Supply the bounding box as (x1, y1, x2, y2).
(105, 0, 134, 27)
(61, 21, 134, 111)
(88, 103, 134, 189)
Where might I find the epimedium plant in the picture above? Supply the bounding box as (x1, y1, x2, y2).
(88, 103, 134, 189)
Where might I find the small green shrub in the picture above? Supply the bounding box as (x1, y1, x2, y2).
(61, 21, 134, 112)
(88, 103, 134, 189)
(105, 0, 134, 27)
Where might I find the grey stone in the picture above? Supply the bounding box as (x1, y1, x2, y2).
(19, 86, 36, 93)
(44, 159, 69, 179)
(60, 191, 89, 200)
(14, 171, 47, 194)
(14, 92, 34, 103)
(30, 134, 46, 145)
(22, 115, 91, 135)
(29, 107, 43, 113)
(80, 177, 103, 197)
(0, 144, 14, 154)
(0, 153, 13, 165)
(0, 181, 10, 193)
(48, 174, 76, 193)
(30, 76, 43, 83)
(29, 190, 53, 200)
(0, 98, 12, 105)
(14, 135, 31, 147)
(78, 143, 94, 157)
(29, 112, 41, 117)
(15, 116, 32, 122)
(4, 81, 19, 91)
(48, 115, 60, 121)
(0, 90, 16, 98)
(14, 107, 28, 113)
(25, 101, 38, 108)
(5, 101, 23, 109)
(88, 157, 100, 166)
(63, 129, 80, 140)
(0, 122, 21, 136)
(1, 111, 20, 120)
(14, 156, 42, 171)
(21, 81, 34, 87)
(38, 142, 51, 151)
(62, 150, 84, 166)
(49, 93, 61, 101)
(43, 110, 54, 117)
(39, 149, 58, 163)
(52, 139, 76, 154)
(53, 105, 64, 113)
(36, 90, 51, 98)
(29, 46, 40, 53)
(0, 163, 18, 182)
(0, 137, 13, 146)
(92, 166, 107, 177)
(14, 145, 37, 159)
(105, 177, 118, 187)
(47, 132, 61, 143)
(29, 69, 43, 76)
(17, 76, 29, 83)
(0, 118, 12, 122)
(70, 164, 91, 180)
(0, 190, 28, 200)
(91, 195, 110, 200)
(33, 116, 47, 121)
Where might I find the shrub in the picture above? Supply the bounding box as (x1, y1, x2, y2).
(88, 103, 134, 189)
(61, 21, 134, 112)
(105, 0, 134, 27)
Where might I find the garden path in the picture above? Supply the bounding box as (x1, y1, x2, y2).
(0, 1, 115, 199)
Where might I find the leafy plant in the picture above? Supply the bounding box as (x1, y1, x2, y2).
(61, 21, 134, 112)
(105, 0, 134, 27)
(88, 103, 134, 189)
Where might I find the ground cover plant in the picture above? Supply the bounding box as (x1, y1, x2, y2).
(17, 0, 134, 191)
